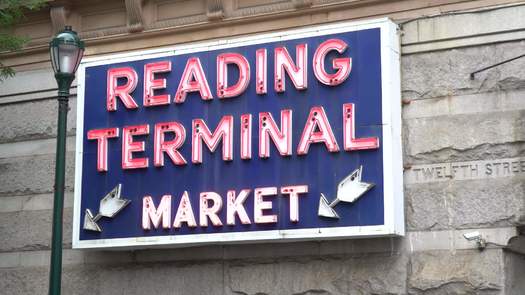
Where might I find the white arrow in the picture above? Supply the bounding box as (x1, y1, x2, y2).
(83, 209, 102, 232)
(98, 184, 130, 218)
(318, 193, 340, 219)
(83, 184, 130, 232)
(318, 166, 374, 219)
(331, 166, 374, 207)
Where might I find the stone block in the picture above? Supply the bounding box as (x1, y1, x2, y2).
(402, 40, 525, 101)
(402, 90, 525, 120)
(0, 193, 74, 213)
(97, 262, 224, 295)
(401, 5, 525, 46)
(0, 97, 77, 143)
(409, 250, 504, 294)
(0, 208, 73, 252)
(0, 136, 76, 159)
(0, 255, 229, 295)
(0, 152, 75, 196)
(449, 176, 524, 228)
(0, 69, 57, 97)
(227, 254, 408, 295)
(406, 176, 524, 231)
(404, 110, 525, 164)
(405, 182, 449, 231)
(0, 264, 102, 295)
(0, 267, 49, 295)
(0, 259, 226, 294)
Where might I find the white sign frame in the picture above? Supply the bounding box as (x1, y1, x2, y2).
(73, 18, 403, 249)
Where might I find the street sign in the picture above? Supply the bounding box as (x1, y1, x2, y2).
(73, 18, 403, 249)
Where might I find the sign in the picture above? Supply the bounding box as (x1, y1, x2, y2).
(405, 157, 525, 184)
(73, 18, 403, 249)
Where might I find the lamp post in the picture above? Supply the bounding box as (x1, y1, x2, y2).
(48, 25, 84, 295)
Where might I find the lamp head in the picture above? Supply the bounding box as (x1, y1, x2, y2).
(49, 25, 84, 96)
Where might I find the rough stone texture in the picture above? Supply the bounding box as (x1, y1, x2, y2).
(0, 265, 97, 295)
(406, 176, 525, 231)
(405, 182, 449, 231)
(0, 262, 224, 295)
(450, 177, 525, 229)
(0, 69, 57, 97)
(0, 262, 232, 295)
(0, 97, 77, 144)
(409, 250, 504, 294)
(0, 243, 412, 295)
(404, 110, 525, 164)
(0, 208, 73, 252)
(401, 88, 525, 165)
(0, 152, 75, 196)
(0, 136, 76, 159)
(97, 262, 225, 295)
(0, 267, 50, 295)
(227, 254, 408, 295)
(401, 40, 525, 101)
(0, 192, 74, 213)
(400, 5, 525, 47)
(402, 90, 525, 120)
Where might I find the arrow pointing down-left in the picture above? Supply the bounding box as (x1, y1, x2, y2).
(83, 184, 131, 232)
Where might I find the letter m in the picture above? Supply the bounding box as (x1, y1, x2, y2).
(192, 116, 233, 163)
(142, 195, 171, 230)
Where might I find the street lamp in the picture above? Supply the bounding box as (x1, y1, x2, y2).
(48, 25, 84, 295)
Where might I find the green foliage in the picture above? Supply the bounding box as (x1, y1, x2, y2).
(0, 0, 47, 81)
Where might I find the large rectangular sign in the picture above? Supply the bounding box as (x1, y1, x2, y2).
(73, 18, 403, 249)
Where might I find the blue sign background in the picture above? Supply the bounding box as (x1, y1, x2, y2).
(80, 28, 383, 241)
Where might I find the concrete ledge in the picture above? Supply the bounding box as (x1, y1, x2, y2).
(0, 193, 74, 213)
(401, 3, 525, 54)
(0, 136, 76, 159)
(402, 29, 525, 54)
(402, 89, 525, 119)
(0, 88, 77, 106)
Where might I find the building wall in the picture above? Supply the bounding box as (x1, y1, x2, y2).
(1, 0, 525, 294)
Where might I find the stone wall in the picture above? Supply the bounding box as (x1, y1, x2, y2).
(1, 1, 525, 294)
